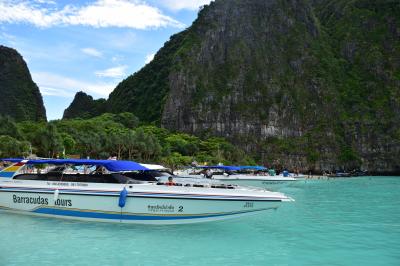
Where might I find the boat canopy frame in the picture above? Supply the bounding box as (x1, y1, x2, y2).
(1, 158, 149, 172)
(196, 165, 242, 171)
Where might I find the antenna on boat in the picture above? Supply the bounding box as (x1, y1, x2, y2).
(54, 163, 67, 204)
(54, 189, 60, 202)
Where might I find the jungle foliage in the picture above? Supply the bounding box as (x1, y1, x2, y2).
(0, 114, 255, 169)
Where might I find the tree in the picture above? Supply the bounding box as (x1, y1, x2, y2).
(36, 124, 64, 157)
(0, 135, 20, 157)
(115, 112, 139, 129)
(75, 132, 102, 158)
(60, 133, 76, 155)
(124, 130, 137, 160)
(165, 133, 200, 155)
(144, 133, 162, 161)
(0, 115, 21, 138)
(162, 152, 192, 172)
(133, 128, 149, 161)
(338, 146, 361, 170)
(9, 114, 253, 164)
(107, 131, 127, 159)
(19, 140, 31, 157)
(0, 135, 30, 157)
(17, 121, 46, 145)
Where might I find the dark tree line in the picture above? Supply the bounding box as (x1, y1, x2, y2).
(0, 113, 255, 169)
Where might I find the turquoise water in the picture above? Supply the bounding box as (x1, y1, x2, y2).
(1, 177, 399, 266)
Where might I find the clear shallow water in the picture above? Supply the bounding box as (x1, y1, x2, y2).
(1, 177, 399, 266)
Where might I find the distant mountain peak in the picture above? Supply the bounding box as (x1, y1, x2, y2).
(0, 45, 47, 121)
(63, 91, 106, 119)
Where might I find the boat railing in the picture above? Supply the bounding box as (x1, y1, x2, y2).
(155, 181, 237, 189)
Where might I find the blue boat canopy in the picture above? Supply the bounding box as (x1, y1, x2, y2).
(239, 166, 268, 171)
(1, 158, 149, 172)
(197, 165, 242, 171)
(1, 158, 24, 163)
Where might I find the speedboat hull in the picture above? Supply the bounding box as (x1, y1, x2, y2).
(176, 174, 297, 189)
(0, 182, 290, 225)
(213, 179, 297, 190)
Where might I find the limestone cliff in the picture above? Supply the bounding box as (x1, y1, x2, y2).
(0, 45, 46, 121)
(63, 91, 107, 119)
(108, 0, 400, 173)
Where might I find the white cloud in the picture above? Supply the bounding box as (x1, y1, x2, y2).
(32, 71, 116, 98)
(95, 65, 128, 78)
(145, 53, 155, 64)
(0, 0, 184, 29)
(40, 86, 74, 97)
(161, 0, 212, 11)
(34, 0, 56, 4)
(81, 47, 103, 57)
(0, 31, 17, 45)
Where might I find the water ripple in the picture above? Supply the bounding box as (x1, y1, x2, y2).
(1, 177, 400, 266)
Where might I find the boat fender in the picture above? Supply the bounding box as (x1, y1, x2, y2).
(54, 189, 59, 202)
(119, 187, 128, 208)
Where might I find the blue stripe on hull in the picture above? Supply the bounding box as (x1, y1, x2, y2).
(32, 207, 269, 221)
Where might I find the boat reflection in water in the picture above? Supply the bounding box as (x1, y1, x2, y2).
(0, 159, 293, 224)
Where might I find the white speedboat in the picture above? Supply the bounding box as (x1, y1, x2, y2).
(139, 163, 225, 186)
(175, 166, 298, 188)
(0, 159, 293, 224)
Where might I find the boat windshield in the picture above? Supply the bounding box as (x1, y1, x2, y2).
(186, 168, 237, 176)
(12, 164, 129, 184)
(236, 169, 270, 175)
(123, 170, 171, 182)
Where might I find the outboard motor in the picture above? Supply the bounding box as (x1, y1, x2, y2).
(283, 170, 289, 177)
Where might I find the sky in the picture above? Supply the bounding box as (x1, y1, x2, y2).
(0, 0, 212, 120)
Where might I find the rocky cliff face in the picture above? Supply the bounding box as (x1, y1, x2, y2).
(108, 0, 400, 173)
(63, 91, 106, 119)
(107, 30, 190, 123)
(0, 45, 47, 121)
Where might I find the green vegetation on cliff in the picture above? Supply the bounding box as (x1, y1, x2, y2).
(107, 30, 196, 123)
(0, 45, 47, 121)
(63, 91, 107, 119)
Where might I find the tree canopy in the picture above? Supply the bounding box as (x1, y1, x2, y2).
(0, 113, 255, 168)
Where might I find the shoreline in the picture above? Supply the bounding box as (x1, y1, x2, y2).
(301, 174, 400, 179)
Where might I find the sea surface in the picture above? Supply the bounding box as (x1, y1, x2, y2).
(1, 177, 399, 266)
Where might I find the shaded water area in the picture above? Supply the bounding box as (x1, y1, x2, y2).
(1, 177, 399, 265)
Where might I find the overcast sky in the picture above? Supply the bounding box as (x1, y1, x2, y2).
(0, 0, 212, 120)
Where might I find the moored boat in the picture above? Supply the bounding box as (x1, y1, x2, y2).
(0, 159, 293, 224)
(139, 163, 225, 186)
(175, 165, 298, 188)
